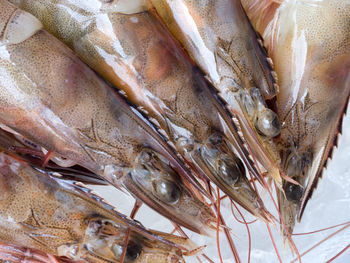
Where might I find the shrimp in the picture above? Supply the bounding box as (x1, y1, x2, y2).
(241, 0, 350, 235)
(8, 0, 272, 221)
(0, 151, 188, 263)
(0, 0, 215, 234)
(147, 0, 284, 187)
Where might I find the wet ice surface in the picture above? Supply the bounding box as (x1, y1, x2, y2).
(92, 111, 350, 263)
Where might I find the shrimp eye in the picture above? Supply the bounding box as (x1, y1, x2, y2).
(218, 157, 245, 185)
(284, 182, 303, 203)
(255, 108, 281, 138)
(112, 242, 142, 262)
(154, 180, 181, 204)
(126, 242, 142, 261)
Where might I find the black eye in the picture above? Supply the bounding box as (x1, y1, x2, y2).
(126, 242, 142, 261)
(154, 180, 181, 203)
(219, 157, 245, 185)
(284, 182, 303, 203)
(255, 108, 281, 138)
(112, 242, 142, 262)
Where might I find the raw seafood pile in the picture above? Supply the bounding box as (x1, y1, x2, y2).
(0, 0, 348, 262)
